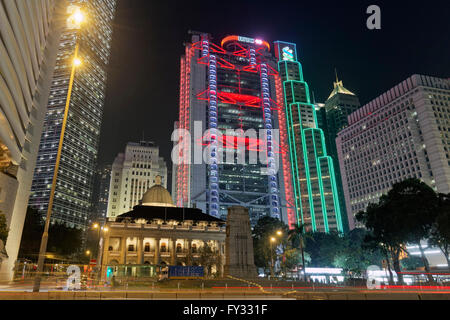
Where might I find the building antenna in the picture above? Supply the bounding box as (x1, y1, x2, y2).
(335, 68, 339, 83)
(312, 90, 316, 104)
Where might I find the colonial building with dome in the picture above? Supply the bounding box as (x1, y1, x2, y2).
(100, 176, 226, 279)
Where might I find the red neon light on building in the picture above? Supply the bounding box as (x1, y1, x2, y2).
(221, 35, 271, 51)
(275, 74, 297, 229)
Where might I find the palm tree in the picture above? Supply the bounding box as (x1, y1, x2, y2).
(288, 223, 311, 282)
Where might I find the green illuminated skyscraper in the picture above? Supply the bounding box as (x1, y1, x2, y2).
(274, 41, 343, 233)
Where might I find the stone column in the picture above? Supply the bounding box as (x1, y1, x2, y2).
(219, 240, 225, 277)
(100, 235, 110, 280)
(154, 238, 160, 265)
(187, 240, 192, 265)
(170, 238, 176, 265)
(121, 236, 127, 265)
(137, 237, 144, 265)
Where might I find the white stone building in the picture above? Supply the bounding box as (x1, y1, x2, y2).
(106, 141, 168, 220)
(337, 74, 450, 228)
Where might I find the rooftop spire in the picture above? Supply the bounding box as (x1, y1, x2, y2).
(326, 71, 356, 101)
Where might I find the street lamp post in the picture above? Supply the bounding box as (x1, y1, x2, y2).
(92, 223, 108, 280)
(269, 230, 283, 278)
(32, 6, 85, 293)
(270, 237, 276, 277)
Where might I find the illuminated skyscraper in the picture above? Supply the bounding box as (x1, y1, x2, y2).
(275, 41, 344, 232)
(29, 0, 117, 230)
(172, 33, 296, 228)
(91, 164, 111, 223)
(322, 76, 360, 232)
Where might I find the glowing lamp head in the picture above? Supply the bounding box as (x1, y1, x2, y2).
(86, 250, 90, 255)
(93, 223, 99, 229)
(73, 57, 82, 67)
(270, 237, 276, 242)
(255, 39, 263, 45)
(103, 227, 109, 232)
(72, 10, 85, 26)
(276, 230, 282, 236)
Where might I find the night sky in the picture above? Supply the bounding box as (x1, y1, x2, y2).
(99, 0, 450, 189)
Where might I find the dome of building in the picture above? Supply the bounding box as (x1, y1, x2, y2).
(141, 176, 175, 207)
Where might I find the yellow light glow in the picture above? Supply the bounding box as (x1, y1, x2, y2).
(93, 223, 99, 229)
(276, 230, 282, 236)
(73, 57, 82, 67)
(103, 227, 109, 232)
(86, 250, 90, 255)
(270, 237, 276, 242)
(72, 10, 85, 26)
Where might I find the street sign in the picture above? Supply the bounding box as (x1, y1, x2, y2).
(168, 266, 204, 279)
(90, 259, 97, 266)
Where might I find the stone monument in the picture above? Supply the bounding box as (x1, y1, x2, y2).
(224, 206, 257, 278)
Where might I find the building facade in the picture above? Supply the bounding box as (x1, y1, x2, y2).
(101, 181, 226, 279)
(0, 0, 66, 281)
(337, 74, 450, 229)
(90, 163, 111, 223)
(106, 141, 168, 220)
(322, 77, 361, 232)
(29, 0, 117, 230)
(275, 41, 344, 233)
(172, 33, 297, 228)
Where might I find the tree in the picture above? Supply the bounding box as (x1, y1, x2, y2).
(303, 231, 346, 268)
(19, 207, 82, 260)
(356, 201, 407, 284)
(0, 213, 8, 245)
(287, 223, 312, 281)
(356, 179, 440, 284)
(429, 193, 450, 268)
(382, 179, 439, 282)
(252, 216, 288, 276)
(401, 255, 424, 270)
(333, 228, 385, 276)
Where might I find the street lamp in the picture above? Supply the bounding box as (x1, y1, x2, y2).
(269, 231, 283, 278)
(93, 223, 109, 280)
(270, 237, 276, 277)
(86, 250, 92, 262)
(33, 6, 86, 293)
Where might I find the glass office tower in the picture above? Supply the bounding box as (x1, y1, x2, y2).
(172, 33, 296, 228)
(323, 77, 360, 232)
(29, 0, 117, 230)
(275, 41, 343, 233)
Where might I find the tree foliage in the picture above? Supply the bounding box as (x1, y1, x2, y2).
(19, 207, 82, 259)
(252, 216, 289, 269)
(400, 255, 424, 270)
(429, 193, 450, 267)
(356, 179, 440, 283)
(303, 231, 346, 268)
(333, 228, 384, 275)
